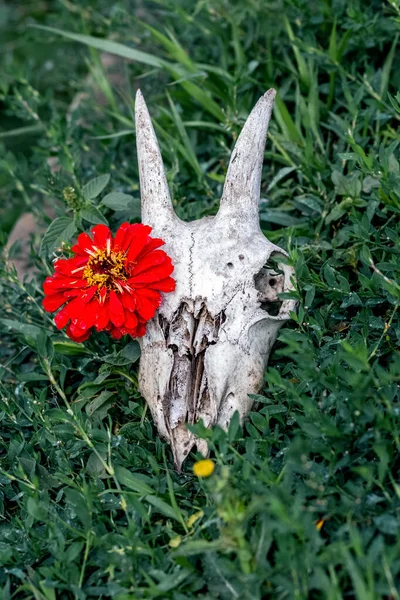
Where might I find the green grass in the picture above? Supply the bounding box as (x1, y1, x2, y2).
(1, 0, 400, 598)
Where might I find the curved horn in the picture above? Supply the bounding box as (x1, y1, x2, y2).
(135, 89, 177, 230)
(217, 89, 276, 224)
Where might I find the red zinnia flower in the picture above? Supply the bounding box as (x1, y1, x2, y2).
(42, 223, 175, 342)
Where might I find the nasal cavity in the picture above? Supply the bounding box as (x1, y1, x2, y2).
(254, 257, 285, 316)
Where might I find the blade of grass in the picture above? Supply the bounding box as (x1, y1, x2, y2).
(32, 24, 166, 68)
(327, 19, 337, 111)
(166, 93, 203, 178)
(137, 20, 196, 71)
(274, 94, 304, 144)
(284, 17, 310, 90)
(163, 449, 189, 534)
(380, 33, 399, 100)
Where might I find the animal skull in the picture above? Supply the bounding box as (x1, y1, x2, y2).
(135, 89, 297, 469)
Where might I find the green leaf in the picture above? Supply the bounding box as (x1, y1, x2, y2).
(120, 341, 141, 363)
(304, 285, 315, 308)
(266, 405, 288, 416)
(82, 174, 110, 200)
(144, 495, 182, 522)
(294, 195, 323, 214)
(36, 331, 54, 363)
(102, 191, 139, 211)
(248, 394, 274, 404)
(115, 465, 154, 496)
(373, 514, 399, 535)
(85, 390, 115, 418)
(53, 339, 91, 356)
(80, 205, 109, 225)
(40, 216, 77, 256)
(101, 341, 140, 366)
(173, 539, 223, 556)
(325, 198, 354, 224)
(341, 341, 370, 371)
(1, 319, 42, 342)
(228, 411, 240, 442)
(64, 489, 91, 530)
(27, 497, 47, 521)
(65, 541, 84, 563)
(39, 582, 56, 600)
(17, 373, 49, 382)
(260, 210, 302, 227)
(86, 452, 108, 478)
(267, 166, 297, 191)
(331, 171, 361, 197)
(323, 263, 338, 287)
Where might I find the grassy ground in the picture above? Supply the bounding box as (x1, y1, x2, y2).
(1, 1, 400, 598)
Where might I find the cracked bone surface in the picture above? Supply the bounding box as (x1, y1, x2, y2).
(135, 88, 297, 469)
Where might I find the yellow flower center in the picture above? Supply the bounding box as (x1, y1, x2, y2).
(83, 248, 127, 290)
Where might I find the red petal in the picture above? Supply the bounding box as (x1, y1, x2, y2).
(128, 260, 174, 285)
(94, 298, 109, 331)
(109, 290, 125, 327)
(113, 222, 132, 252)
(135, 237, 165, 261)
(43, 276, 87, 295)
(71, 232, 95, 256)
(66, 323, 91, 343)
(130, 250, 168, 276)
(80, 286, 97, 304)
(63, 289, 86, 298)
(148, 277, 176, 292)
(135, 294, 158, 321)
(126, 227, 152, 263)
(43, 293, 67, 312)
(91, 224, 112, 249)
(124, 310, 138, 329)
(120, 290, 136, 311)
(136, 288, 162, 304)
(66, 297, 86, 321)
(99, 286, 107, 302)
(136, 322, 147, 337)
(76, 299, 98, 331)
(110, 326, 124, 340)
(54, 307, 70, 329)
(54, 256, 88, 275)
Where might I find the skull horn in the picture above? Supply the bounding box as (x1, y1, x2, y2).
(217, 89, 276, 225)
(135, 89, 179, 232)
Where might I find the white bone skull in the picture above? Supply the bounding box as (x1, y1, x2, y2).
(135, 89, 297, 469)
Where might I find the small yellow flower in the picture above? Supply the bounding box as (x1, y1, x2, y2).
(315, 518, 324, 531)
(193, 459, 215, 478)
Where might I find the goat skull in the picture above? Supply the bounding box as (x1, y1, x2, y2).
(135, 89, 296, 469)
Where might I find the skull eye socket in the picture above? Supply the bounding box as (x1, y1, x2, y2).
(254, 255, 286, 316)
